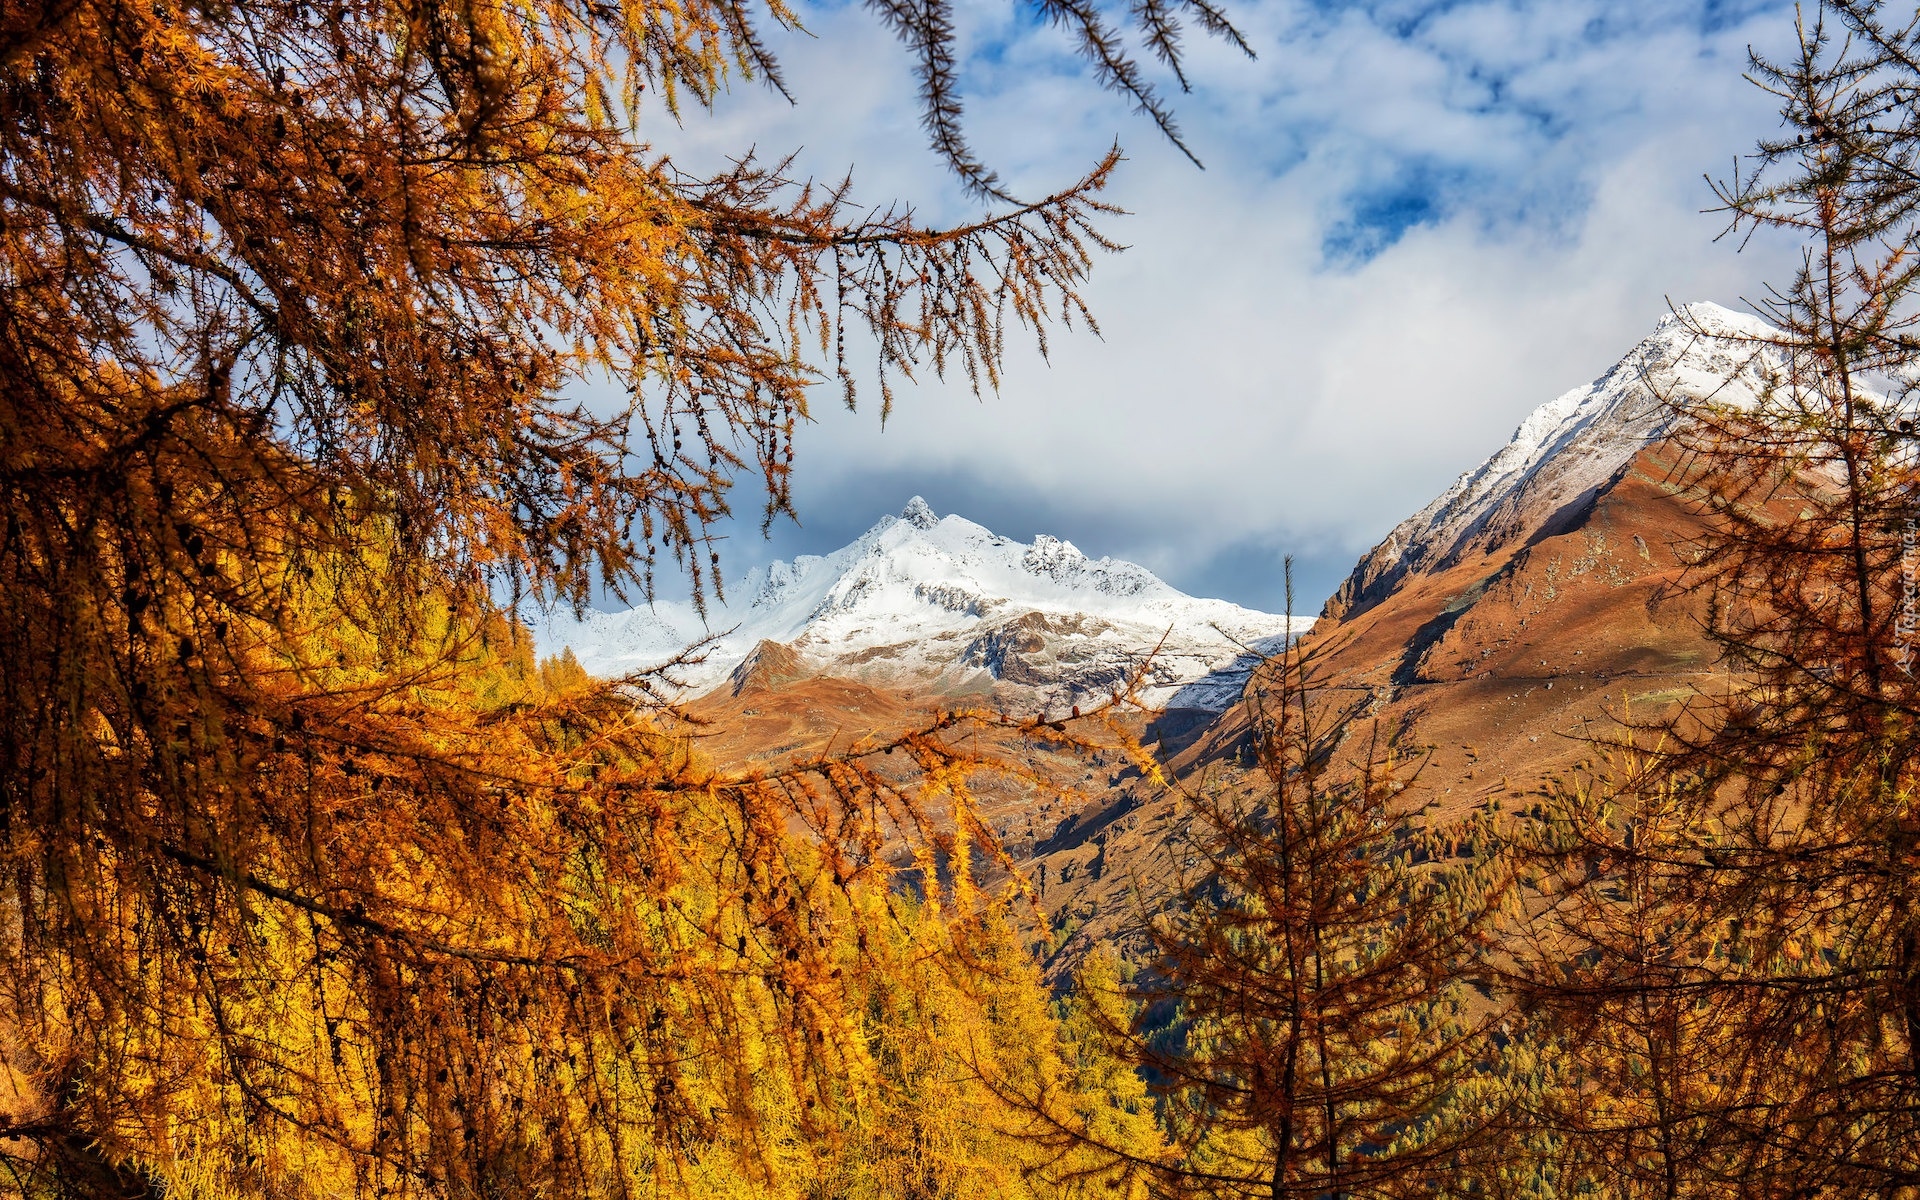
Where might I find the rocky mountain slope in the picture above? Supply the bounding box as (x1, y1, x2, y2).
(1016, 302, 1786, 971)
(538, 497, 1307, 713)
(1323, 301, 1777, 621)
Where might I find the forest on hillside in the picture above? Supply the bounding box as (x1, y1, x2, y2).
(4, 0, 1920, 1194)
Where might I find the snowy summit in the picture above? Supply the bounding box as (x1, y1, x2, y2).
(1326, 301, 1783, 619)
(536, 499, 1308, 711)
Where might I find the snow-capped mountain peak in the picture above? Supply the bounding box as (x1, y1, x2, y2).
(900, 494, 939, 530)
(1325, 301, 1783, 619)
(535, 500, 1306, 711)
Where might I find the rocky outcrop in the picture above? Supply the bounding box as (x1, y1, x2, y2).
(727, 639, 809, 695)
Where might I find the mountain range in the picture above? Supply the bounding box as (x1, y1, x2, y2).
(538, 301, 1780, 974)
(537, 496, 1305, 714)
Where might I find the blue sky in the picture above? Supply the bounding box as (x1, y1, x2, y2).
(638, 0, 1804, 614)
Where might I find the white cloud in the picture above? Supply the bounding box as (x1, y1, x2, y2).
(634, 0, 1807, 612)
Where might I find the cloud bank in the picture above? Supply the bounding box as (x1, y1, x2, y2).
(633, 0, 1804, 615)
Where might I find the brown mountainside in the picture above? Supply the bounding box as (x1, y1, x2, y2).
(1016, 438, 1726, 969)
(664, 438, 1727, 976)
(1192, 441, 1721, 814)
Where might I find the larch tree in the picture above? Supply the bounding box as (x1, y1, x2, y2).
(1140, 618, 1511, 1200)
(0, 0, 1252, 1194)
(1007, 575, 1515, 1200)
(1516, 2, 1920, 1192)
(1508, 753, 1785, 1198)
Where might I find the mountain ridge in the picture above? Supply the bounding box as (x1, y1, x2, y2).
(1008, 302, 1786, 972)
(537, 500, 1309, 711)
(1323, 301, 1780, 621)
(581, 302, 1786, 981)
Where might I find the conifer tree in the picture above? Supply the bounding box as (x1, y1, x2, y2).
(1017, 575, 1513, 1200)
(1516, 4, 1920, 1192)
(0, 0, 1253, 1194)
(1509, 756, 1782, 1198)
(1134, 634, 1508, 1200)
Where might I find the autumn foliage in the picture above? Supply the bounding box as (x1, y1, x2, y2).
(1501, 7, 1920, 1194)
(21, 0, 1920, 1194)
(0, 0, 1235, 1189)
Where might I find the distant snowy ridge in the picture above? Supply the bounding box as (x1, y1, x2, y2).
(1324, 302, 1783, 620)
(535, 498, 1309, 711)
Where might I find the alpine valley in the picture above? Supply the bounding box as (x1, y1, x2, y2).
(539, 301, 1782, 973)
